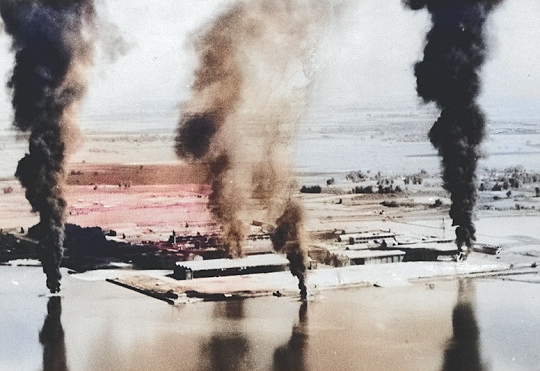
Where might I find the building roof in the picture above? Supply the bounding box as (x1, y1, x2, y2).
(340, 249, 406, 260)
(310, 243, 342, 251)
(175, 254, 289, 271)
(400, 242, 457, 252)
(337, 231, 396, 242)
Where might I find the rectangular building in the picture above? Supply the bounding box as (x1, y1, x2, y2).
(339, 249, 406, 265)
(173, 254, 289, 280)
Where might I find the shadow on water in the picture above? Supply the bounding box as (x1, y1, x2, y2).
(442, 278, 486, 371)
(40, 296, 68, 371)
(200, 299, 251, 371)
(273, 301, 308, 371)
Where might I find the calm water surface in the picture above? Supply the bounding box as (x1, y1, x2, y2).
(1, 267, 539, 371)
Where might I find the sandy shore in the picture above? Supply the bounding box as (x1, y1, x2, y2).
(102, 257, 538, 304)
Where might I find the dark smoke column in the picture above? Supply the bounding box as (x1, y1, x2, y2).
(0, 0, 96, 292)
(271, 201, 308, 300)
(404, 0, 502, 258)
(175, 5, 245, 258)
(175, 1, 336, 265)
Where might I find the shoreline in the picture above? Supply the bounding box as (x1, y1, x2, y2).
(3, 258, 539, 305)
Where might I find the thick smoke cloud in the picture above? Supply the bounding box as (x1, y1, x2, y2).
(176, 0, 337, 296)
(404, 0, 503, 256)
(0, 0, 96, 292)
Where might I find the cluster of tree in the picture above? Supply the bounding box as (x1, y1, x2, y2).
(352, 185, 374, 194)
(403, 169, 429, 185)
(482, 167, 540, 189)
(492, 191, 513, 200)
(352, 184, 403, 194)
(380, 200, 420, 208)
(378, 184, 402, 194)
(480, 179, 519, 192)
(300, 185, 322, 194)
(403, 176, 423, 185)
(345, 170, 367, 182)
(429, 199, 443, 208)
(117, 181, 132, 188)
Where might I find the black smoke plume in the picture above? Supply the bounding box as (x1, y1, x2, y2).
(1, 0, 96, 292)
(176, 0, 336, 270)
(271, 201, 308, 300)
(175, 4, 245, 258)
(405, 0, 503, 255)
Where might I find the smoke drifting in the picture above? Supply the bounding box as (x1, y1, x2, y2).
(271, 201, 308, 300)
(176, 0, 336, 294)
(405, 0, 503, 256)
(0, 0, 96, 292)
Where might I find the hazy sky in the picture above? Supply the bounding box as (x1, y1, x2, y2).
(0, 0, 539, 132)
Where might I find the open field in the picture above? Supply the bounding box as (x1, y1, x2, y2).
(2, 161, 540, 246)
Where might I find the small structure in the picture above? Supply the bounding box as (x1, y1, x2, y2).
(173, 254, 289, 280)
(0, 230, 39, 262)
(472, 243, 501, 255)
(337, 231, 396, 245)
(339, 249, 405, 265)
(394, 241, 457, 261)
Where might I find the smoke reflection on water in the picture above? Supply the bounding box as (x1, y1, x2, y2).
(273, 301, 308, 371)
(442, 278, 486, 371)
(200, 300, 251, 371)
(40, 297, 68, 371)
(3, 267, 538, 371)
(199, 299, 309, 371)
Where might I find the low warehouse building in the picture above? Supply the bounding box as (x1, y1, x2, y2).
(173, 254, 289, 280)
(339, 249, 406, 265)
(397, 242, 458, 261)
(337, 231, 396, 245)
